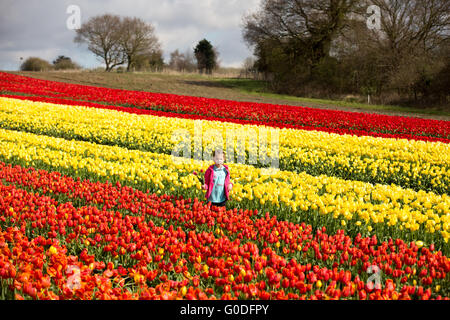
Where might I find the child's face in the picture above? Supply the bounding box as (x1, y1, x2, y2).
(214, 153, 224, 165)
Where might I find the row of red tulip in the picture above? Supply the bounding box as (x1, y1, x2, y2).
(0, 162, 448, 300)
(2, 93, 448, 144)
(1, 72, 448, 142)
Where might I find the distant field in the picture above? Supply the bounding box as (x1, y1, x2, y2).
(8, 70, 450, 120)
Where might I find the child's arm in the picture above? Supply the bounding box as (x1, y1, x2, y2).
(202, 169, 210, 190)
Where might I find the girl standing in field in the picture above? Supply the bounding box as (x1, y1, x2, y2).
(202, 148, 233, 209)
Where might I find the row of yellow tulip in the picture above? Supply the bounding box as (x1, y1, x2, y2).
(0, 127, 448, 246)
(0, 97, 448, 194)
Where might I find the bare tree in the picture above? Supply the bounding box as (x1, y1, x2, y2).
(134, 49, 165, 72)
(169, 49, 197, 72)
(183, 49, 197, 72)
(242, 0, 449, 105)
(74, 14, 125, 72)
(169, 49, 184, 71)
(374, 0, 450, 102)
(373, 0, 449, 54)
(212, 46, 221, 70)
(243, 0, 360, 69)
(241, 57, 257, 78)
(336, 0, 450, 101)
(120, 17, 161, 71)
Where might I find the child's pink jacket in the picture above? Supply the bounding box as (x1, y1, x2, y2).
(204, 164, 232, 201)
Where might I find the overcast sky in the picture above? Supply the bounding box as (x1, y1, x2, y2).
(0, 0, 261, 70)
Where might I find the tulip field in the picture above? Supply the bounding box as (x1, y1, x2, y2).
(0, 72, 449, 300)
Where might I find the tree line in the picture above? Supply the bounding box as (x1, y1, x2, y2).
(74, 14, 219, 74)
(21, 14, 220, 75)
(242, 0, 449, 106)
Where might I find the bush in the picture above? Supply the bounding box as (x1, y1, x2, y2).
(116, 66, 125, 73)
(53, 56, 80, 70)
(20, 57, 53, 71)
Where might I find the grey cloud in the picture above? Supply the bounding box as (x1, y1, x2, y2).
(0, 0, 260, 70)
